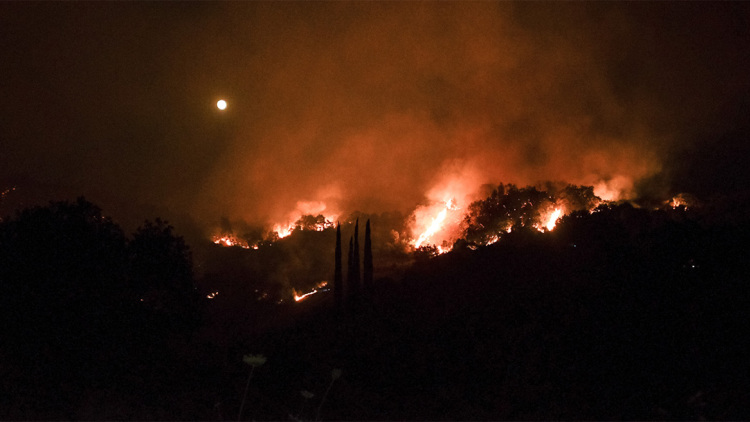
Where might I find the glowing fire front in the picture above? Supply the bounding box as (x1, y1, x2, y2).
(212, 178, 612, 258)
(534, 207, 563, 232)
(212, 201, 338, 248)
(409, 181, 606, 254)
(212, 235, 254, 249)
(273, 224, 294, 239)
(669, 193, 696, 209)
(293, 281, 329, 302)
(412, 198, 460, 249)
(275, 201, 338, 238)
(273, 216, 336, 240)
(410, 192, 566, 254)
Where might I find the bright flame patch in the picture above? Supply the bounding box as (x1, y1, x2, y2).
(412, 198, 461, 251)
(535, 207, 563, 232)
(212, 235, 251, 248)
(293, 281, 329, 302)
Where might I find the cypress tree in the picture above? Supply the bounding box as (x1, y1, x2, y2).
(346, 236, 355, 300)
(334, 223, 343, 310)
(353, 218, 360, 290)
(363, 219, 373, 297)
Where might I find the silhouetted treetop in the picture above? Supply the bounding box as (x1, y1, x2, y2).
(0, 197, 128, 303)
(0, 198, 200, 352)
(128, 218, 199, 327)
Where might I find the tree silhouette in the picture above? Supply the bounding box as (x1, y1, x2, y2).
(334, 223, 343, 311)
(352, 218, 361, 292)
(558, 184, 600, 211)
(0, 198, 129, 348)
(0, 197, 206, 419)
(128, 218, 200, 335)
(0, 198, 131, 416)
(363, 219, 373, 298)
(346, 236, 357, 304)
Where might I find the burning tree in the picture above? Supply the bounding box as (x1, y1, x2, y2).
(460, 183, 602, 246)
(461, 184, 550, 244)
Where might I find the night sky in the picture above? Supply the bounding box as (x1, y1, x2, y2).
(2, 2, 749, 236)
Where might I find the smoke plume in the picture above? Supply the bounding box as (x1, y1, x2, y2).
(1, 2, 748, 236)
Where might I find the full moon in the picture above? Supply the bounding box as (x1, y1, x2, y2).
(216, 100, 227, 110)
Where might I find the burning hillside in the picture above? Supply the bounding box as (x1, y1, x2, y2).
(404, 181, 604, 254)
(459, 183, 601, 247)
(202, 174, 706, 306)
(212, 207, 337, 250)
(211, 180, 611, 259)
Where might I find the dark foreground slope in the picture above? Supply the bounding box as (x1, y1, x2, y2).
(2, 199, 749, 420)
(212, 201, 750, 420)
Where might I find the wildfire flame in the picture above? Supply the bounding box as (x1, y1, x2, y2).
(273, 218, 335, 239)
(293, 289, 318, 302)
(546, 208, 563, 231)
(211, 177, 612, 258)
(486, 234, 500, 245)
(436, 244, 453, 254)
(412, 194, 565, 252)
(212, 200, 338, 248)
(272, 200, 338, 239)
(274, 224, 295, 239)
(593, 176, 632, 202)
(293, 281, 329, 302)
(212, 235, 252, 249)
(412, 198, 460, 250)
(669, 193, 694, 209)
(535, 207, 563, 232)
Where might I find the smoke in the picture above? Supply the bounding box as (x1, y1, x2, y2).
(191, 2, 680, 230)
(1, 2, 748, 237)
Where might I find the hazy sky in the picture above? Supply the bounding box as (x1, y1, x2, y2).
(2, 2, 749, 234)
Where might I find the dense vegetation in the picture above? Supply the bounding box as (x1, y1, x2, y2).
(1, 194, 749, 420)
(0, 198, 200, 419)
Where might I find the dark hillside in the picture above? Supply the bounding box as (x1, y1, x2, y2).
(232, 202, 750, 420)
(2, 198, 749, 419)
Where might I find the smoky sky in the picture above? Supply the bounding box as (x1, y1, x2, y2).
(1, 2, 749, 234)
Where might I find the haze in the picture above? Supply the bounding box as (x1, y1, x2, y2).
(2, 2, 748, 237)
